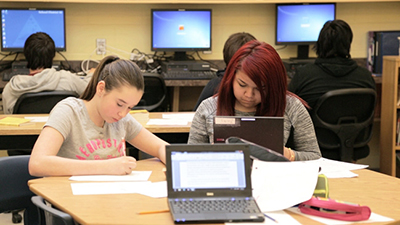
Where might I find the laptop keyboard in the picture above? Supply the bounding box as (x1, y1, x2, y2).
(170, 198, 260, 214)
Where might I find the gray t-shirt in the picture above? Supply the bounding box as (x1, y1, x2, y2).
(188, 96, 321, 161)
(45, 97, 142, 160)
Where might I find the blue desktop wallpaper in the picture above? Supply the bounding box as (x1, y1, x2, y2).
(152, 10, 211, 50)
(1, 9, 65, 50)
(276, 4, 335, 43)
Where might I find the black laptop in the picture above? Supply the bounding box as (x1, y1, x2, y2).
(165, 144, 265, 224)
(213, 116, 284, 154)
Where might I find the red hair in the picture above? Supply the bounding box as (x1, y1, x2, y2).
(217, 40, 305, 116)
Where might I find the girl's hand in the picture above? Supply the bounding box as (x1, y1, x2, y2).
(284, 147, 295, 161)
(107, 156, 137, 175)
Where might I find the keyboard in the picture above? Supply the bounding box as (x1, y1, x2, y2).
(169, 198, 260, 214)
(162, 70, 217, 80)
(2, 69, 30, 81)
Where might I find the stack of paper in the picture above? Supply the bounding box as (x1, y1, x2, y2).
(0, 117, 32, 126)
(130, 109, 149, 122)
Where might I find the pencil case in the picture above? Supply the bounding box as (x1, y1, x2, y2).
(298, 197, 371, 221)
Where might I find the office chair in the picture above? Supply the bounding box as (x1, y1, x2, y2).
(13, 90, 79, 114)
(310, 88, 376, 162)
(0, 155, 42, 225)
(8, 90, 79, 157)
(134, 73, 168, 112)
(31, 196, 75, 225)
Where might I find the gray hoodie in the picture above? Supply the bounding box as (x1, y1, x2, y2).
(2, 68, 91, 114)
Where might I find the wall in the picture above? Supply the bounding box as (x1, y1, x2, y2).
(1, 2, 400, 62)
(1, 2, 398, 168)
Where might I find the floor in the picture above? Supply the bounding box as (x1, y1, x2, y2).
(0, 211, 24, 225)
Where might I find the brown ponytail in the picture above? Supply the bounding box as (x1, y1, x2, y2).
(80, 55, 144, 100)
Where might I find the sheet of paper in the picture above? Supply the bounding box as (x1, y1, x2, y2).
(287, 207, 394, 224)
(69, 171, 152, 182)
(146, 119, 189, 126)
(162, 113, 194, 121)
(318, 158, 369, 178)
(137, 181, 167, 198)
(251, 159, 320, 212)
(71, 181, 151, 195)
(225, 210, 301, 225)
(24, 116, 49, 122)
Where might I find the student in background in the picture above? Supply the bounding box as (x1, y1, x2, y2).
(2, 32, 92, 114)
(188, 40, 321, 161)
(193, 32, 256, 111)
(29, 55, 168, 177)
(288, 19, 376, 110)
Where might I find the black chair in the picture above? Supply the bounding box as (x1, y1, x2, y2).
(0, 155, 42, 225)
(8, 90, 79, 157)
(310, 88, 377, 162)
(31, 196, 75, 225)
(13, 90, 79, 114)
(134, 73, 168, 112)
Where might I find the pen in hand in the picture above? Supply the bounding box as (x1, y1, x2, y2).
(121, 137, 126, 156)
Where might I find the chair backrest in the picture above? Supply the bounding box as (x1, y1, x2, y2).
(134, 73, 167, 112)
(31, 196, 75, 225)
(13, 90, 79, 114)
(311, 88, 377, 162)
(0, 155, 42, 224)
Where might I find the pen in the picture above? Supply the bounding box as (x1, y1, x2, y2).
(121, 137, 126, 156)
(138, 209, 170, 215)
(264, 213, 278, 223)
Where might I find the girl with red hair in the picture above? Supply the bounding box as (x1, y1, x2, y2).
(188, 40, 321, 161)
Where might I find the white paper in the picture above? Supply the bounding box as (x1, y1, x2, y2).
(287, 207, 394, 224)
(226, 210, 301, 225)
(71, 181, 151, 195)
(138, 181, 167, 198)
(146, 119, 188, 126)
(318, 158, 369, 178)
(24, 116, 49, 122)
(162, 113, 194, 121)
(69, 171, 152, 182)
(251, 159, 320, 212)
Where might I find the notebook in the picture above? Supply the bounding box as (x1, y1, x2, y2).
(166, 144, 265, 224)
(213, 116, 284, 154)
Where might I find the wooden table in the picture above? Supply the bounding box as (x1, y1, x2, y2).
(0, 112, 192, 150)
(28, 158, 400, 225)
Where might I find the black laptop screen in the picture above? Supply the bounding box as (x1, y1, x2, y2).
(170, 151, 246, 191)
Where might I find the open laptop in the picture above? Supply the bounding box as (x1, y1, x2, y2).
(166, 144, 265, 224)
(213, 116, 284, 154)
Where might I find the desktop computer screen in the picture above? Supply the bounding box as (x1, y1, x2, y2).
(275, 3, 335, 59)
(151, 9, 212, 60)
(1, 8, 66, 52)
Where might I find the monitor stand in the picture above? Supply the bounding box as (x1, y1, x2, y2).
(289, 45, 316, 63)
(172, 51, 190, 61)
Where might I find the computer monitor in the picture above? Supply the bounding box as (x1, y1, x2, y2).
(1, 8, 66, 52)
(275, 3, 336, 60)
(151, 9, 212, 61)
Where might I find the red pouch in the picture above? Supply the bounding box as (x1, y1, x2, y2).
(298, 197, 371, 221)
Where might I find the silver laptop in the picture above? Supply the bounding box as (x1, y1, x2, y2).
(166, 144, 265, 224)
(213, 116, 284, 154)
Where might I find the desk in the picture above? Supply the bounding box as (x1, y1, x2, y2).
(28, 158, 400, 225)
(0, 112, 192, 150)
(165, 80, 210, 112)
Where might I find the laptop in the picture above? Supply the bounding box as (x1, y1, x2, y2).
(166, 144, 265, 224)
(213, 116, 284, 154)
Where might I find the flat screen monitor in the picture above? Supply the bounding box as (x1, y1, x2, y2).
(1, 8, 66, 52)
(151, 9, 212, 60)
(275, 3, 336, 60)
